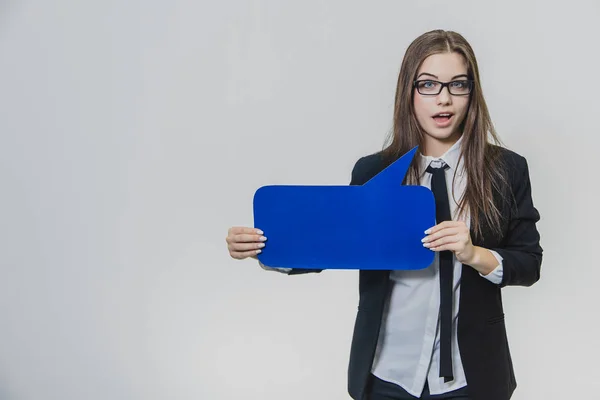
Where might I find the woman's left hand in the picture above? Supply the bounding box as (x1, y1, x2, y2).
(421, 221, 475, 264)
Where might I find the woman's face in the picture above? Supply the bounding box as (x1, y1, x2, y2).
(413, 52, 471, 154)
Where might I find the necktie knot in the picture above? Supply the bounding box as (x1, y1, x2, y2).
(426, 160, 449, 175)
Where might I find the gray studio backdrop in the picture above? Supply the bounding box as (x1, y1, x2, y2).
(1, 1, 598, 399)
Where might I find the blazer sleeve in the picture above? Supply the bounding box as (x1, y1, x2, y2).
(491, 156, 543, 288)
(283, 156, 368, 275)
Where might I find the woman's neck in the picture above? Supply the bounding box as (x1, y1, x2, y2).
(421, 132, 462, 158)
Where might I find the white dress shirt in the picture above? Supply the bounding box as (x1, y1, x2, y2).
(258, 136, 504, 396)
(370, 135, 503, 396)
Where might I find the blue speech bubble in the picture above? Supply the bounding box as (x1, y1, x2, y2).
(252, 147, 435, 270)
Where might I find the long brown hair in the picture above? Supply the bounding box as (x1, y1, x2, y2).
(382, 29, 508, 240)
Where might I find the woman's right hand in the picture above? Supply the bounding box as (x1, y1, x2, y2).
(225, 226, 267, 260)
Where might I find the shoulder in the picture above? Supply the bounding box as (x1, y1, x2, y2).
(489, 145, 536, 205)
(492, 144, 528, 169)
(350, 151, 387, 185)
(490, 144, 532, 182)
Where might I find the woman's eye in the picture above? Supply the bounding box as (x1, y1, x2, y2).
(451, 81, 465, 88)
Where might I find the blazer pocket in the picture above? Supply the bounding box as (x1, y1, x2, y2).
(486, 314, 505, 325)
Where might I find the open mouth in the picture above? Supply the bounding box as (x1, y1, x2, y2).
(432, 112, 454, 127)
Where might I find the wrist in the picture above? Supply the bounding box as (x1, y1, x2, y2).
(458, 245, 478, 266)
(463, 246, 497, 275)
(467, 246, 481, 266)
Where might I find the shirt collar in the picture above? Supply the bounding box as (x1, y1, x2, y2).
(418, 134, 465, 177)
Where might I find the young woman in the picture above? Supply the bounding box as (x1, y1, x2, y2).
(225, 29, 542, 400)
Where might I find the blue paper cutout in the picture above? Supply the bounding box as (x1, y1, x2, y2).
(252, 146, 436, 270)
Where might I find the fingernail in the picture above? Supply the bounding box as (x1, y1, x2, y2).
(258, 243, 265, 248)
(256, 249, 262, 254)
(421, 237, 428, 243)
(256, 229, 263, 235)
(260, 236, 267, 241)
(423, 242, 430, 247)
(424, 228, 432, 234)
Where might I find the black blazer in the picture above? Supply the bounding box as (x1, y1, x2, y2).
(287, 145, 543, 400)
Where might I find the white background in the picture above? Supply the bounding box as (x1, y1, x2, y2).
(1, 1, 599, 399)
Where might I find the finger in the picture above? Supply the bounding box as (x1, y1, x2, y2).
(424, 220, 462, 234)
(429, 239, 466, 252)
(233, 233, 267, 243)
(230, 249, 262, 259)
(422, 227, 460, 243)
(429, 244, 459, 252)
(229, 241, 266, 252)
(229, 226, 264, 235)
(423, 235, 460, 249)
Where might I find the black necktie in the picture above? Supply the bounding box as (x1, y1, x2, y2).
(426, 162, 454, 383)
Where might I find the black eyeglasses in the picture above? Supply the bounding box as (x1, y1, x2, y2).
(413, 79, 474, 96)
